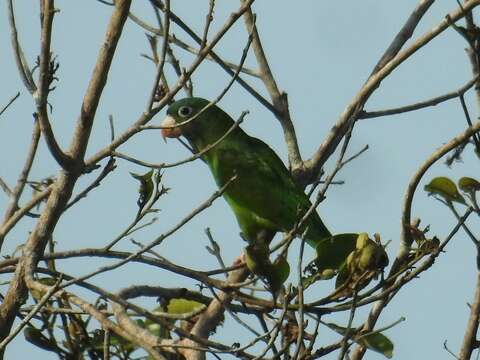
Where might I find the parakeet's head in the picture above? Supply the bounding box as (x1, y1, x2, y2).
(161, 97, 235, 149)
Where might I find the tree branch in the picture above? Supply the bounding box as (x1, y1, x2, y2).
(2, 119, 41, 223)
(7, 0, 37, 93)
(0, 0, 132, 352)
(241, 2, 303, 173)
(0, 92, 20, 118)
(302, 0, 480, 185)
(359, 76, 478, 119)
(459, 273, 480, 359)
(36, 0, 72, 169)
(369, 0, 435, 76)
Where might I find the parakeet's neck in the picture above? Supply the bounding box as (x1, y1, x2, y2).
(185, 127, 247, 155)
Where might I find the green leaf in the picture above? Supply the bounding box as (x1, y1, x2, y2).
(359, 332, 394, 358)
(137, 317, 164, 338)
(269, 255, 290, 293)
(324, 323, 394, 358)
(424, 177, 465, 204)
(24, 327, 59, 353)
(142, 312, 173, 339)
(335, 234, 388, 292)
(272, 255, 290, 284)
(302, 269, 335, 288)
(130, 170, 155, 209)
(459, 177, 480, 193)
(167, 298, 204, 315)
(91, 329, 137, 352)
(315, 233, 358, 272)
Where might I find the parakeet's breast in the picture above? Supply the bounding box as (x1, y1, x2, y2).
(203, 140, 330, 245)
(207, 147, 287, 234)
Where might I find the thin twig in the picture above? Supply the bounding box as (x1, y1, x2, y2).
(337, 292, 358, 360)
(2, 119, 41, 223)
(84, 0, 256, 169)
(240, 1, 302, 171)
(150, 0, 274, 112)
(303, 0, 480, 185)
(359, 76, 478, 119)
(126, 10, 260, 78)
(7, 0, 37, 93)
(0, 179, 11, 196)
(64, 158, 116, 211)
(447, 202, 479, 246)
(36, 0, 72, 169)
(0, 92, 20, 118)
(115, 112, 247, 169)
(292, 236, 307, 360)
(0, 276, 62, 351)
(0, 0, 133, 347)
(103, 328, 111, 360)
(369, 0, 435, 75)
(398, 120, 480, 271)
(459, 93, 480, 154)
(205, 228, 227, 274)
(145, 0, 170, 111)
(59, 176, 237, 290)
(0, 186, 53, 247)
(445, 340, 461, 359)
(201, 0, 216, 48)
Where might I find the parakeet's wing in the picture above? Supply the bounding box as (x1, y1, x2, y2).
(209, 135, 330, 245)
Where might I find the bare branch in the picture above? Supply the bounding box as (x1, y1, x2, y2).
(68, 0, 132, 165)
(84, 0, 256, 169)
(0, 185, 53, 248)
(0, 0, 133, 348)
(111, 301, 167, 360)
(2, 119, 41, 223)
(201, 0, 216, 48)
(181, 257, 249, 360)
(370, 0, 435, 75)
(459, 93, 480, 154)
(0, 179, 11, 196)
(0, 92, 20, 118)
(7, 0, 37, 93)
(114, 111, 247, 169)
(399, 121, 480, 267)
(59, 176, 237, 289)
(145, 0, 170, 111)
(459, 273, 480, 359)
(359, 76, 478, 119)
(241, 1, 302, 172)
(64, 158, 117, 211)
(126, 10, 260, 78)
(35, 0, 72, 169)
(0, 276, 62, 351)
(150, 0, 274, 111)
(303, 0, 480, 185)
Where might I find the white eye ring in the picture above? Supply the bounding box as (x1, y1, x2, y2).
(178, 106, 193, 118)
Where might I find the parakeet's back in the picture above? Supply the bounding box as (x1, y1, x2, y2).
(205, 129, 331, 246)
(161, 97, 331, 248)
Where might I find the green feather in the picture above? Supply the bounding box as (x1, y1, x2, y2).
(165, 97, 331, 247)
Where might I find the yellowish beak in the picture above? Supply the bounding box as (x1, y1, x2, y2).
(160, 115, 182, 141)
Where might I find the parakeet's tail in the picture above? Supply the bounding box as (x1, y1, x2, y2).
(303, 212, 332, 249)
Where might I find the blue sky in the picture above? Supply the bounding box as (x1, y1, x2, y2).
(1, 1, 480, 359)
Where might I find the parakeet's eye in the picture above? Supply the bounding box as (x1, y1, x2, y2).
(178, 106, 193, 118)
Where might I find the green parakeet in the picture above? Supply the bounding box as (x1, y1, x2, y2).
(161, 97, 331, 247)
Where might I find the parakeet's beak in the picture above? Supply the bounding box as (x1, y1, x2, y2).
(161, 115, 182, 141)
